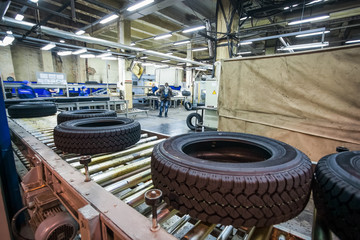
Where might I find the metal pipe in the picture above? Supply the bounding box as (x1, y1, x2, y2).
(70, 139, 163, 168)
(100, 166, 150, 187)
(140, 133, 148, 138)
(180, 221, 216, 240)
(103, 169, 152, 193)
(157, 208, 178, 225)
(135, 136, 158, 145)
(119, 180, 153, 200)
(1, 17, 212, 67)
(79, 148, 153, 174)
(166, 215, 192, 234)
(123, 186, 154, 207)
(216, 226, 233, 240)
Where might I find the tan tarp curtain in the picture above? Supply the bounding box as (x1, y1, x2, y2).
(218, 45, 360, 162)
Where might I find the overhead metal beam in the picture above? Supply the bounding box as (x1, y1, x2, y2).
(0, 0, 10, 19)
(153, 12, 189, 27)
(1, 17, 211, 67)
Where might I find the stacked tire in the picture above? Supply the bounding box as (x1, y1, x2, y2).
(8, 102, 57, 118)
(57, 109, 117, 124)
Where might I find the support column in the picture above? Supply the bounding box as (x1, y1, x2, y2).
(118, 19, 133, 109)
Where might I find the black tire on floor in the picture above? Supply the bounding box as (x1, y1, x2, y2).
(186, 113, 203, 130)
(313, 151, 360, 240)
(151, 132, 313, 228)
(57, 109, 117, 124)
(54, 117, 141, 154)
(182, 90, 191, 96)
(184, 101, 192, 111)
(8, 102, 57, 118)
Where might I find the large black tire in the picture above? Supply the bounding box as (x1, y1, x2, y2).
(57, 109, 117, 124)
(186, 113, 203, 130)
(54, 117, 141, 154)
(8, 102, 57, 118)
(182, 90, 191, 96)
(184, 101, 192, 111)
(151, 132, 313, 228)
(313, 151, 360, 240)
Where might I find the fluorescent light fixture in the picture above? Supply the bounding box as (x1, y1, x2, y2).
(154, 34, 172, 40)
(182, 26, 206, 33)
(174, 40, 190, 46)
(59, 40, 65, 43)
(240, 16, 251, 21)
(6, 31, 12, 34)
(57, 51, 72, 56)
(296, 30, 330, 38)
(100, 14, 119, 24)
(30, 0, 38, 3)
(41, 43, 56, 50)
(284, 4, 299, 10)
(306, 0, 322, 6)
(102, 57, 117, 60)
(72, 48, 87, 55)
(140, 56, 148, 59)
(142, 63, 154, 66)
(161, 59, 170, 63)
(80, 54, 95, 58)
(345, 39, 360, 44)
(15, 14, 24, 21)
(75, 30, 85, 35)
(284, 6, 290, 10)
(288, 15, 329, 25)
(240, 41, 253, 45)
(167, 52, 173, 55)
(127, 0, 154, 12)
(237, 51, 252, 55)
(1, 33, 15, 46)
(130, 42, 136, 46)
(155, 64, 169, 68)
(195, 67, 206, 71)
(96, 52, 112, 58)
(192, 47, 208, 52)
(177, 62, 185, 65)
(279, 42, 329, 50)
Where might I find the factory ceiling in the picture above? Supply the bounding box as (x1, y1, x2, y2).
(0, 0, 360, 65)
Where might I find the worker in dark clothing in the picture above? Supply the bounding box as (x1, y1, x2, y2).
(18, 80, 36, 99)
(157, 82, 172, 117)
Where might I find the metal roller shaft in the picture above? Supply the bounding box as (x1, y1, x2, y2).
(119, 180, 153, 200)
(123, 185, 154, 207)
(216, 226, 233, 240)
(180, 222, 216, 240)
(104, 168, 152, 193)
(166, 215, 192, 234)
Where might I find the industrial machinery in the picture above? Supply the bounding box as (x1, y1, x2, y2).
(8, 114, 314, 239)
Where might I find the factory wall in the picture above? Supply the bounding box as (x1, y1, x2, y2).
(87, 58, 119, 84)
(0, 46, 15, 81)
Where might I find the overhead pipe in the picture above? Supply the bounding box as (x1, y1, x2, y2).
(1, 17, 212, 67)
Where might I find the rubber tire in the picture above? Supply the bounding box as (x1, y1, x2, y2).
(57, 109, 117, 124)
(186, 113, 203, 130)
(313, 151, 360, 240)
(8, 102, 57, 118)
(184, 101, 192, 111)
(151, 132, 313, 228)
(54, 117, 141, 154)
(182, 90, 191, 96)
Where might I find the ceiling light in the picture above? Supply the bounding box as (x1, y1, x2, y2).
(57, 51, 72, 56)
(296, 31, 330, 38)
(142, 63, 154, 66)
(167, 52, 173, 55)
(41, 43, 56, 50)
(240, 16, 251, 21)
(140, 56, 148, 59)
(306, 0, 322, 6)
(154, 34, 172, 40)
(192, 47, 208, 52)
(288, 15, 329, 25)
(237, 51, 252, 55)
(279, 42, 329, 50)
(182, 26, 206, 33)
(0, 33, 15, 46)
(177, 62, 185, 65)
(59, 40, 65, 43)
(97, 52, 112, 58)
(100, 14, 119, 24)
(240, 41, 253, 45)
(161, 59, 170, 63)
(284, 6, 290, 10)
(75, 30, 85, 35)
(127, 0, 154, 12)
(72, 48, 87, 55)
(102, 57, 117, 60)
(30, 0, 38, 3)
(345, 39, 360, 44)
(195, 67, 206, 71)
(15, 14, 24, 21)
(130, 42, 136, 46)
(80, 54, 95, 58)
(174, 40, 190, 46)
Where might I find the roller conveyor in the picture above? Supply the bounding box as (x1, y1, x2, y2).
(8, 114, 314, 240)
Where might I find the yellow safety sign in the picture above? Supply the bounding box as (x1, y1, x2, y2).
(212, 90, 216, 95)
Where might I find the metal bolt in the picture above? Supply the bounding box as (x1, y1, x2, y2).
(79, 155, 92, 182)
(144, 189, 163, 232)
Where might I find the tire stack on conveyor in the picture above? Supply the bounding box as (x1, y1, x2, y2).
(54, 109, 141, 154)
(7, 102, 57, 118)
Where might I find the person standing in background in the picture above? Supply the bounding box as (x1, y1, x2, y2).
(18, 80, 36, 99)
(79, 86, 89, 96)
(151, 83, 159, 109)
(156, 82, 172, 117)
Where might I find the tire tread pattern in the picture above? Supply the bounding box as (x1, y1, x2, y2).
(57, 109, 117, 124)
